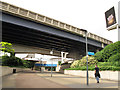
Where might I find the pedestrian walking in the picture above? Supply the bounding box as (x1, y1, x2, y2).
(94, 65, 100, 83)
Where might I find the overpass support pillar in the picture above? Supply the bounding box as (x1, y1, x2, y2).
(61, 52, 68, 63)
(68, 48, 86, 60)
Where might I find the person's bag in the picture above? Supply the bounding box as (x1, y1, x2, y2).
(98, 73, 101, 78)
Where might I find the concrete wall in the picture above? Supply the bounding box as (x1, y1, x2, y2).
(64, 70, 120, 81)
(1, 66, 23, 76)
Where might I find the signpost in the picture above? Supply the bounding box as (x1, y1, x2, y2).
(105, 6, 117, 31)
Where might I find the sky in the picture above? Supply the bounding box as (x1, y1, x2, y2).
(1, 0, 119, 43)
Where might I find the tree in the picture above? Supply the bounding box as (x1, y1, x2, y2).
(0, 42, 15, 56)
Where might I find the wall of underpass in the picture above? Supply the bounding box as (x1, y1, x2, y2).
(1, 66, 24, 77)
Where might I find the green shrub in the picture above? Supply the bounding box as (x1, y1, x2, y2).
(22, 60, 35, 68)
(2, 55, 10, 66)
(94, 51, 104, 62)
(94, 41, 120, 62)
(70, 60, 80, 68)
(99, 66, 112, 70)
(97, 62, 112, 66)
(58, 61, 62, 65)
(108, 53, 120, 66)
(2, 55, 36, 68)
(8, 56, 18, 66)
(68, 62, 120, 71)
(66, 66, 95, 71)
(16, 57, 24, 66)
(79, 56, 98, 66)
(2, 55, 23, 67)
(79, 66, 87, 70)
(71, 56, 98, 68)
(65, 68, 80, 70)
(112, 67, 120, 71)
(99, 66, 120, 71)
(66, 66, 120, 71)
(88, 66, 95, 70)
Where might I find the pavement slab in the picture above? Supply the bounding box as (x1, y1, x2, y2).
(2, 70, 119, 89)
(36, 71, 118, 88)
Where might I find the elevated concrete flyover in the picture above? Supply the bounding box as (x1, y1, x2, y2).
(0, 1, 112, 59)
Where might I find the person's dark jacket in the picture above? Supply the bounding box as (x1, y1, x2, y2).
(95, 67, 100, 78)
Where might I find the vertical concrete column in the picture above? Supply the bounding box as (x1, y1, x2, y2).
(41, 67, 45, 73)
(61, 52, 68, 63)
(102, 43, 104, 48)
(61, 52, 64, 63)
(68, 48, 85, 60)
(64, 52, 68, 59)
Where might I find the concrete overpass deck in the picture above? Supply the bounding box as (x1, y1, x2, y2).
(0, 1, 113, 59)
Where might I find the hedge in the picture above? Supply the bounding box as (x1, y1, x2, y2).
(66, 66, 120, 71)
(97, 62, 112, 66)
(66, 62, 120, 71)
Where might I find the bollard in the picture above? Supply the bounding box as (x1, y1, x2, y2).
(13, 69, 16, 73)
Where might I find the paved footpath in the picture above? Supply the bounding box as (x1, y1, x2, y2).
(36, 71, 118, 88)
(2, 69, 119, 89)
(2, 70, 68, 88)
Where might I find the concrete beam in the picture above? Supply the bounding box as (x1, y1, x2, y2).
(12, 44, 86, 59)
(12, 43, 61, 57)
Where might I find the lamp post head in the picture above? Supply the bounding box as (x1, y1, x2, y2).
(80, 29, 87, 33)
(50, 49, 53, 55)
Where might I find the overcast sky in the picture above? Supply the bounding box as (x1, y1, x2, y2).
(2, 0, 119, 42)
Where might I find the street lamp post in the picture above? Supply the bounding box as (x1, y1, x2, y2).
(50, 49, 53, 77)
(85, 31, 89, 86)
(81, 29, 89, 86)
(51, 59, 53, 77)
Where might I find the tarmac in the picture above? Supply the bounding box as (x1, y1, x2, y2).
(2, 69, 119, 89)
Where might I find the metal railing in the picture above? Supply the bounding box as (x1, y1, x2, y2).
(0, 1, 113, 45)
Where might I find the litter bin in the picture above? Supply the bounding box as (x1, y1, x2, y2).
(13, 69, 16, 73)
